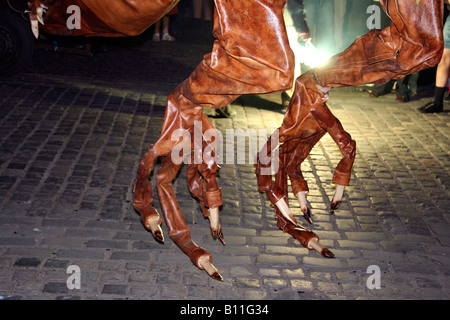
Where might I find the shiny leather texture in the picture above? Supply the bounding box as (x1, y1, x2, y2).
(28, 0, 179, 37)
(29, 0, 444, 269)
(256, 0, 443, 240)
(315, 0, 444, 88)
(133, 0, 295, 268)
(82, 0, 179, 36)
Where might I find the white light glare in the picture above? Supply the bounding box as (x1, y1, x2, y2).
(296, 40, 331, 68)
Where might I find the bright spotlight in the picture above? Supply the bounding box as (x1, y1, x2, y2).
(296, 40, 331, 68)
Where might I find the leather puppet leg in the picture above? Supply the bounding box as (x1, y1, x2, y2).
(256, 75, 329, 221)
(254, 78, 336, 257)
(263, 0, 444, 202)
(27, 0, 180, 37)
(134, 0, 295, 277)
(186, 114, 225, 244)
(314, 0, 444, 90)
(282, 0, 443, 212)
(155, 154, 223, 281)
(256, 0, 443, 254)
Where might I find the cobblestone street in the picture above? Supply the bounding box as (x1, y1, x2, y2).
(0, 28, 449, 301)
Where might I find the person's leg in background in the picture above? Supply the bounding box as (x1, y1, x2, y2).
(419, 49, 450, 113)
(192, 0, 214, 33)
(419, 15, 450, 113)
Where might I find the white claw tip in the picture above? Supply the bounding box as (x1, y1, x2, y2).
(198, 255, 223, 281)
(275, 198, 299, 226)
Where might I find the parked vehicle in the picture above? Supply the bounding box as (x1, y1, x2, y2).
(0, 0, 35, 75)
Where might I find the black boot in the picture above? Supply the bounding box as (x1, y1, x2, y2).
(418, 102, 443, 113)
(418, 86, 445, 113)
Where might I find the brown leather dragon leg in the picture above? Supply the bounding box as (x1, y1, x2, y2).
(134, 0, 294, 278)
(267, 0, 445, 221)
(133, 87, 203, 243)
(274, 148, 334, 258)
(156, 153, 223, 281)
(133, 146, 164, 243)
(279, 75, 356, 215)
(187, 114, 225, 244)
(134, 0, 295, 228)
(255, 113, 334, 257)
(256, 75, 327, 224)
(313, 0, 444, 90)
(310, 103, 356, 213)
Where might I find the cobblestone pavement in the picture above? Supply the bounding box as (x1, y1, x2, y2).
(0, 29, 449, 301)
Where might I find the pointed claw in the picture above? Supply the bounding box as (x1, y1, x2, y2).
(213, 228, 226, 245)
(296, 191, 312, 224)
(302, 206, 313, 224)
(330, 201, 341, 214)
(145, 215, 164, 243)
(330, 184, 345, 214)
(153, 230, 164, 244)
(321, 248, 335, 258)
(36, 7, 44, 25)
(275, 198, 300, 227)
(210, 271, 224, 282)
(209, 208, 225, 244)
(29, 15, 39, 39)
(198, 256, 223, 282)
(308, 238, 335, 258)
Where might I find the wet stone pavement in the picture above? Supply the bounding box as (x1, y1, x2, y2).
(0, 30, 449, 301)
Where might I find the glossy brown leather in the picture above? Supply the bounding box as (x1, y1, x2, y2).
(257, 72, 356, 199)
(287, 0, 444, 185)
(28, 0, 179, 37)
(271, 141, 322, 247)
(314, 0, 444, 89)
(256, 0, 444, 241)
(82, 0, 179, 36)
(32, 0, 444, 266)
(133, 0, 294, 268)
(283, 73, 356, 186)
